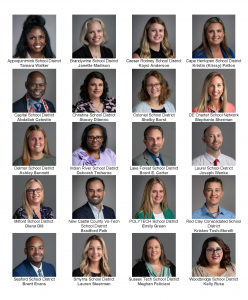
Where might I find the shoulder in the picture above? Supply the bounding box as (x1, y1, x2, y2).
(73, 148, 86, 157)
(101, 46, 114, 58)
(220, 153, 236, 165)
(42, 261, 56, 274)
(226, 102, 235, 112)
(44, 100, 56, 112)
(73, 46, 87, 58)
(192, 48, 206, 58)
(220, 207, 236, 219)
(133, 48, 141, 56)
(160, 154, 173, 165)
(228, 47, 235, 58)
(103, 148, 116, 157)
(164, 207, 175, 219)
(132, 152, 145, 165)
(192, 106, 199, 112)
(41, 205, 53, 212)
(13, 208, 27, 219)
(13, 96, 26, 112)
(73, 268, 84, 277)
(132, 102, 150, 112)
(192, 155, 205, 166)
(132, 261, 148, 277)
(13, 260, 26, 275)
(164, 101, 175, 112)
(103, 205, 114, 212)
(13, 157, 23, 166)
(227, 263, 236, 274)
(103, 98, 116, 112)
(192, 265, 206, 277)
(135, 211, 145, 219)
(43, 154, 56, 165)
(192, 208, 202, 219)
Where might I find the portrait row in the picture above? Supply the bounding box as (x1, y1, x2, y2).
(12, 69, 237, 114)
(12, 233, 236, 278)
(11, 122, 236, 167)
(12, 15, 236, 59)
(12, 174, 236, 220)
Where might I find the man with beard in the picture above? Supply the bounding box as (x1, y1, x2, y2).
(72, 177, 116, 219)
(192, 125, 235, 166)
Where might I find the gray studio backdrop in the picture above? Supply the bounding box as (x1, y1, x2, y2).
(132, 175, 176, 219)
(192, 175, 235, 216)
(132, 233, 176, 269)
(12, 122, 56, 163)
(72, 69, 116, 105)
(12, 69, 56, 109)
(192, 122, 235, 160)
(13, 175, 56, 218)
(13, 15, 56, 57)
(192, 69, 235, 110)
(192, 233, 235, 268)
(132, 122, 176, 165)
(192, 15, 235, 56)
(132, 15, 176, 55)
(132, 69, 176, 110)
(13, 233, 56, 270)
(72, 233, 116, 276)
(72, 15, 116, 58)
(72, 122, 116, 153)
(72, 175, 116, 217)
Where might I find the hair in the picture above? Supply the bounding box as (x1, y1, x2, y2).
(197, 236, 234, 270)
(80, 124, 107, 152)
(193, 17, 232, 58)
(79, 235, 110, 277)
(79, 71, 109, 100)
(22, 125, 51, 166)
(13, 15, 55, 58)
(79, 17, 109, 46)
(136, 236, 171, 267)
(22, 179, 44, 219)
(139, 17, 174, 58)
(136, 177, 168, 219)
(195, 72, 227, 112)
(138, 71, 171, 105)
(203, 125, 221, 137)
(25, 235, 44, 248)
(204, 177, 223, 190)
(144, 125, 163, 140)
(85, 177, 105, 190)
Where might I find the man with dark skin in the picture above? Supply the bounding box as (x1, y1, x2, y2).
(13, 71, 56, 112)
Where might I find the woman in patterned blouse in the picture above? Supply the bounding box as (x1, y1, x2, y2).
(72, 71, 116, 113)
(13, 178, 54, 219)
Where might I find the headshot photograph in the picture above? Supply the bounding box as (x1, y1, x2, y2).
(192, 15, 235, 59)
(72, 233, 116, 277)
(72, 69, 116, 113)
(192, 69, 235, 113)
(13, 122, 56, 166)
(132, 122, 176, 166)
(192, 233, 236, 277)
(132, 15, 176, 58)
(13, 15, 56, 58)
(192, 175, 235, 219)
(132, 175, 176, 219)
(13, 175, 56, 219)
(12, 69, 56, 113)
(192, 123, 236, 166)
(13, 233, 56, 277)
(132, 69, 176, 113)
(132, 233, 176, 277)
(72, 175, 116, 219)
(72, 122, 116, 166)
(72, 15, 116, 58)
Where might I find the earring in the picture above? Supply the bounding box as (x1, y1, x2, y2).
(221, 95, 223, 101)
(208, 95, 210, 101)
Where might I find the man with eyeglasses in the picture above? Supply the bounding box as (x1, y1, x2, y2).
(72, 177, 116, 219)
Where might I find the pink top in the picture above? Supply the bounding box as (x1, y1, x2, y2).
(192, 102, 235, 113)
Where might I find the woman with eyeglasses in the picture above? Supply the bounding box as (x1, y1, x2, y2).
(192, 236, 236, 277)
(132, 71, 175, 113)
(13, 178, 54, 219)
(72, 124, 116, 166)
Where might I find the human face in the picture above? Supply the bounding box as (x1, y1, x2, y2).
(28, 131, 45, 155)
(146, 239, 161, 263)
(206, 241, 223, 266)
(86, 22, 103, 46)
(86, 128, 104, 152)
(87, 78, 104, 100)
(148, 23, 164, 44)
(203, 182, 224, 206)
(206, 23, 224, 47)
(27, 182, 44, 205)
(146, 76, 161, 100)
(25, 72, 47, 101)
(152, 183, 164, 205)
(86, 180, 106, 206)
(202, 126, 223, 152)
(143, 129, 164, 156)
(87, 240, 103, 262)
(24, 237, 44, 268)
(208, 76, 224, 101)
(26, 27, 46, 55)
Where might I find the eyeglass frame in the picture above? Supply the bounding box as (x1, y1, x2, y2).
(27, 188, 43, 194)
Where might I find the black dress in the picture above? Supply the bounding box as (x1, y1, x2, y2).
(133, 47, 173, 58)
(72, 45, 114, 58)
(132, 261, 176, 277)
(72, 268, 112, 277)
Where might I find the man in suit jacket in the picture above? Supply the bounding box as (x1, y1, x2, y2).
(13, 236, 56, 277)
(13, 71, 56, 113)
(132, 125, 173, 166)
(73, 177, 116, 219)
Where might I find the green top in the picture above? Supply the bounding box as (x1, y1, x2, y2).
(135, 206, 175, 219)
(13, 154, 56, 166)
(145, 262, 172, 277)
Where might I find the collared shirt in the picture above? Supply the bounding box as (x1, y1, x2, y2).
(30, 262, 44, 277)
(88, 201, 104, 219)
(29, 96, 43, 112)
(192, 204, 236, 219)
(146, 149, 164, 166)
(192, 152, 236, 166)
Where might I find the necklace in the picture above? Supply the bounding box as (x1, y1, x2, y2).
(92, 102, 102, 110)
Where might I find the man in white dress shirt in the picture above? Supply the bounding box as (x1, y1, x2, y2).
(192, 125, 235, 166)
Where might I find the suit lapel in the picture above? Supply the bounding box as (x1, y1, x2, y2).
(84, 203, 95, 219)
(143, 150, 155, 166)
(24, 259, 38, 277)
